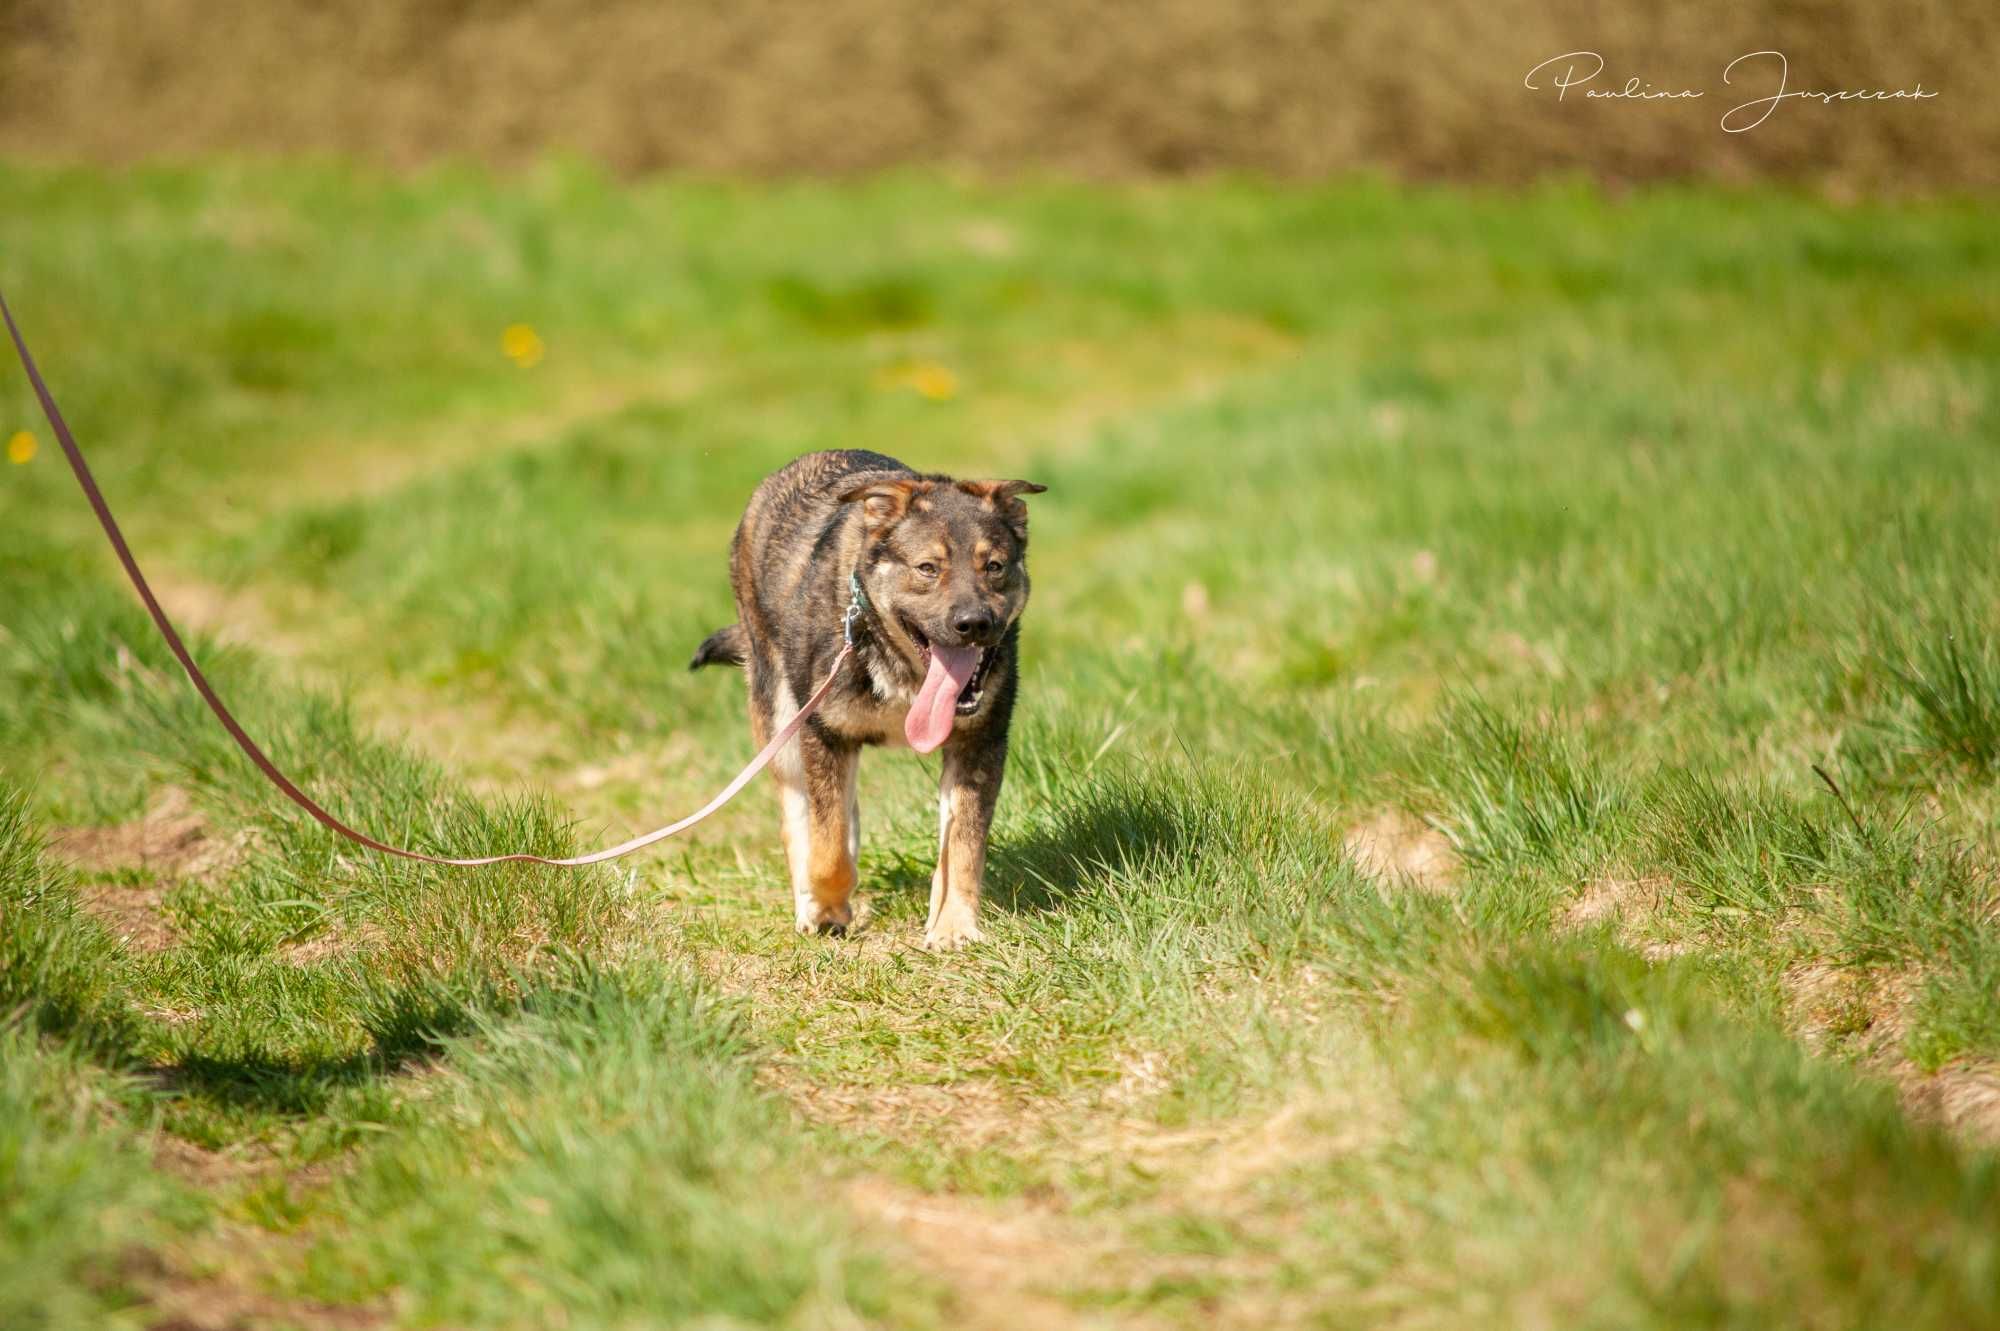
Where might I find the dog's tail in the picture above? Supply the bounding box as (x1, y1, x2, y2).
(688, 623, 748, 671)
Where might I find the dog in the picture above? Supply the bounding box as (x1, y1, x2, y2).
(690, 450, 1045, 948)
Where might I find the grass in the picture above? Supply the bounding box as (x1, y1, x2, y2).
(1, 159, 1998, 1328)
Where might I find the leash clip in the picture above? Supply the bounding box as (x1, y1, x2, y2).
(844, 572, 868, 647)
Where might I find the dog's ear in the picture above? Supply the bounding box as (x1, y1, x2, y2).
(961, 479, 1048, 503)
(958, 479, 1048, 539)
(838, 477, 924, 529)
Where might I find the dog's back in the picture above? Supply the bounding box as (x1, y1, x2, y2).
(688, 450, 910, 674)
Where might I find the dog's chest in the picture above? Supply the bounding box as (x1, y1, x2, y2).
(818, 659, 916, 747)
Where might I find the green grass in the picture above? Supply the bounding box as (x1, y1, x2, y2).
(2, 160, 1998, 1327)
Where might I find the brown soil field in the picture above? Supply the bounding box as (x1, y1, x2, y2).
(1, 0, 1993, 187)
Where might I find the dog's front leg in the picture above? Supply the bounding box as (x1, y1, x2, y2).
(769, 712, 860, 937)
(926, 737, 1004, 950)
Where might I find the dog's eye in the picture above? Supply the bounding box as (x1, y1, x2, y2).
(985, 560, 1005, 576)
(915, 561, 939, 577)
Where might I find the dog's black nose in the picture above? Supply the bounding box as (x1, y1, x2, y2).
(952, 610, 996, 641)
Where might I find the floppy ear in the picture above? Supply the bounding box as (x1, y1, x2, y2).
(838, 477, 923, 529)
(958, 479, 1047, 539)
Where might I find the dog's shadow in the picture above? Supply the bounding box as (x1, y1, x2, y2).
(867, 776, 1193, 918)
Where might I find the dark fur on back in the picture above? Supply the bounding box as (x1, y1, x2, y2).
(732, 449, 917, 716)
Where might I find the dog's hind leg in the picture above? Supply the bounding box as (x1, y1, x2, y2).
(765, 685, 860, 936)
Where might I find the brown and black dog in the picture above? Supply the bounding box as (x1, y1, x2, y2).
(691, 450, 1044, 948)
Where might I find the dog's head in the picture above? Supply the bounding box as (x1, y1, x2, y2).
(840, 474, 1045, 734)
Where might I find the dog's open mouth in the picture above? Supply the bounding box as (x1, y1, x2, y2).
(950, 646, 994, 714)
(902, 620, 995, 751)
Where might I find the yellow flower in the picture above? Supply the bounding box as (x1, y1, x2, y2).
(909, 363, 959, 401)
(6, 430, 34, 465)
(875, 361, 960, 402)
(502, 323, 545, 369)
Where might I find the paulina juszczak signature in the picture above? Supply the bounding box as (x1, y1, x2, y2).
(1524, 51, 1937, 132)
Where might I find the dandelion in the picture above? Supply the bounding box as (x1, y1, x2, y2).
(6, 430, 34, 464)
(910, 363, 959, 401)
(875, 361, 960, 402)
(502, 323, 545, 369)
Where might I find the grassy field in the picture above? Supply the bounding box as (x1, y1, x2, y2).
(2, 160, 1998, 1329)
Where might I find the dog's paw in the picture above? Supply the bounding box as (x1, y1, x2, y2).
(794, 900, 854, 938)
(922, 914, 985, 951)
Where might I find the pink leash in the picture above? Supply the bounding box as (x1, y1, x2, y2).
(1, 288, 848, 867)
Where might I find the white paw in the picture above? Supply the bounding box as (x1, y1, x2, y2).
(922, 914, 985, 951)
(794, 900, 854, 937)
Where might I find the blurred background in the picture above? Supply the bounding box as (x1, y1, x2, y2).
(1, 0, 1993, 189)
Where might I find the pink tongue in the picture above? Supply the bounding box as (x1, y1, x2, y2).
(906, 645, 981, 752)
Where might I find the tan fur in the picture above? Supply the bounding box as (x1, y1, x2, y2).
(927, 748, 995, 946)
